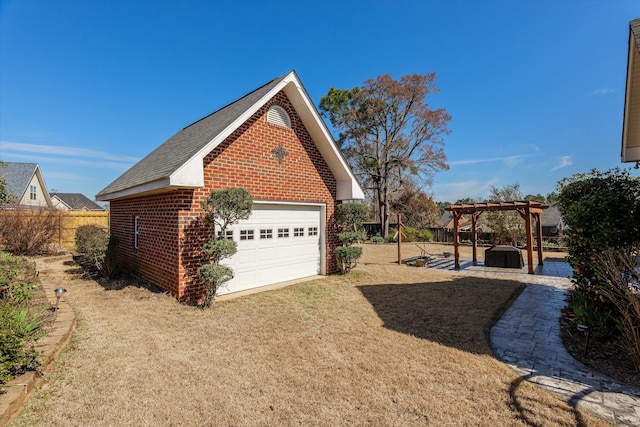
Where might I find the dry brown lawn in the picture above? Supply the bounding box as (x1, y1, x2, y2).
(12, 243, 609, 426)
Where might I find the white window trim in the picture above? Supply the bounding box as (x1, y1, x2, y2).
(134, 216, 140, 250)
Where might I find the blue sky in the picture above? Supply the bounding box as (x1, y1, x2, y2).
(1, 0, 638, 203)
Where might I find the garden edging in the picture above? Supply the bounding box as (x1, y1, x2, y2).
(0, 255, 76, 426)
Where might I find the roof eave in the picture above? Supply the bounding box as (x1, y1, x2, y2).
(622, 20, 640, 163)
(96, 178, 200, 201)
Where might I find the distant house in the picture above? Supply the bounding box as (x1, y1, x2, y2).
(50, 193, 105, 211)
(539, 203, 565, 237)
(0, 162, 53, 208)
(622, 18, 640, 165)
(438, 210, 471, 231)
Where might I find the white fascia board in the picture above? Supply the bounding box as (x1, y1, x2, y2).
(96, 178, 178, 201)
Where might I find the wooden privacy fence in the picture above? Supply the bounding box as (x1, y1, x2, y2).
(54, 211, 109, 250)
(1, 209, 109, 251)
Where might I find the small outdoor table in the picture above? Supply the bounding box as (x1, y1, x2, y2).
(484, 245, 524, 268)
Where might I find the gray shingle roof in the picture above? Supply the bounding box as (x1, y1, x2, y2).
(0, 162, 38, 200)
(631, 18, 640, 53)
(50, 193, 104, 211)
(96, 73, 289, 198)
(540, 203, 563, 227)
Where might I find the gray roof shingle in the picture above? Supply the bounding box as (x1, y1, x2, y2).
(50, 193, 104, 211)
(0, 162, 38, 200)
(96, 73, 289, 198)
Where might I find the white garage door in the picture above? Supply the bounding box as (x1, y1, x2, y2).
(218, 203, 322, 295)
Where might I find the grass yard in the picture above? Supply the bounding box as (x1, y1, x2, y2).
(11, 244, 610, 426)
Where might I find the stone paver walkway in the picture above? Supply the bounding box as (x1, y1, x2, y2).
(426, 257, 640, 427)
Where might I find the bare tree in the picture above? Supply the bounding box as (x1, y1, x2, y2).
(320, 73, 451, 237)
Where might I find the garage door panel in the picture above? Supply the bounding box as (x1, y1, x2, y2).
(218, 204, 321, 295)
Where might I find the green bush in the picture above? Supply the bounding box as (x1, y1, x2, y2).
(0, 304, 44, 386)
(403, 227, 433, 242)
(197, 264, 234, 308)
(101, 235, 120, 279)
(75, 224, 108, 254)
(75, 225, 119, 279)
(203, 238, 238, 264)
(335, 246, 363, 273)
(371, 236, 385, 243)
(335, 203, 369, 233)
(198, 187, 253, 307)
(558, 168, 640, 333)
(337, 230, 366, 246)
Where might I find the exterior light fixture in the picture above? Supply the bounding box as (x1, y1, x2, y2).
(54, 288, 67, 312)
(577, 324, 590, 359)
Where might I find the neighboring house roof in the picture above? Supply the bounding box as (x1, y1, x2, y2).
(540, 203, 564, 227)
(0, 162, 52, 207)
(438, 211, 472, 230)
(50, 193, 105, 211)
(622, 18, 640, 164)
(96, 70, 364, 202)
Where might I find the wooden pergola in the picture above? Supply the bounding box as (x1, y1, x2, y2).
(447, 201, 548, 274)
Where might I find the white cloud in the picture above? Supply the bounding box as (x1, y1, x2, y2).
(550, 156, 572, 172)
(588, 88, 614, 96)
(0, 141, 140, 164)
(449, 154, 534, 168)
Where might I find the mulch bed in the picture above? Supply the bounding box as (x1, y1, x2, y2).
(559, 301, 640, 389)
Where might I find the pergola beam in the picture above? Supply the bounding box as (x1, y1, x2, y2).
(447, 201, 548, 274)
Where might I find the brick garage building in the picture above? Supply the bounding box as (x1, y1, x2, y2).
(96, 71, 364, 301)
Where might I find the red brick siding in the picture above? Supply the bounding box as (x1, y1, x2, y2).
(109, 191, 195, 296)
(111, 91, 340, 301)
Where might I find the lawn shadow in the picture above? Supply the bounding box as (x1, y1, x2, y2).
(358, 277, 524, 355)
(67, 254, 166, 294)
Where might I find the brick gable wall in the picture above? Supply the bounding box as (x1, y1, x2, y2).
(110, 91, 340, 301)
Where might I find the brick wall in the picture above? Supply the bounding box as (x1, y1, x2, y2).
(110, 90, 339, 301)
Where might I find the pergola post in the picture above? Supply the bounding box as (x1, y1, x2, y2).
(471, 212, 480, 265)
(534, 212, 543, 266)
(523, 207, 534, 274)
(453, 212, 460, 269)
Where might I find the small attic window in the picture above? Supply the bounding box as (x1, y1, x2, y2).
(267, 106, 291, 128)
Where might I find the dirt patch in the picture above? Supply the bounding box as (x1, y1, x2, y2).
(11, 245, 609, 427)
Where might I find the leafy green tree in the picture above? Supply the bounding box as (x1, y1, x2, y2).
(392, 180, 439, 228)
(545, 191, 560, 204)
(320, 73, 451, 238)
(525, 193, 546, 203)
(435, 201, 451, 216)
(454, 197, 477, 205)
(197, 188, 253, 307)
